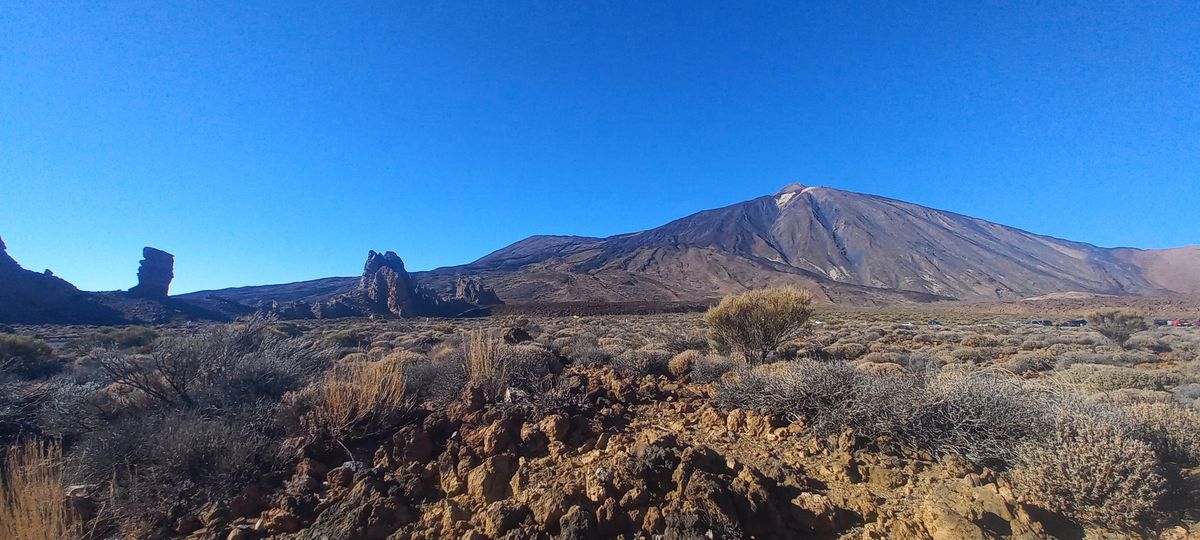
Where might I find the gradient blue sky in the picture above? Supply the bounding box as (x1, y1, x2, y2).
(2, 2, 1197, 294)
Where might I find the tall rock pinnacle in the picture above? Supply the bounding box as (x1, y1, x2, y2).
(128, 247, 174, 299)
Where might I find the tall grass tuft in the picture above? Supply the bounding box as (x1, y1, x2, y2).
(1, 440, 73, 540)
(465, 330, 508, 397)
(309, 359, 415, 437)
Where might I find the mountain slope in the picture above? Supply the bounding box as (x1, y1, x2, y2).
(1112, 246, 1200, 295)
(180, 184, 1200, 308)
(413, 184, 1193, 303)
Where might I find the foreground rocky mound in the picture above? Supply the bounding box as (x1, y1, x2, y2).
(270, 251, 499, 319)
(172, 365, 1130, 540)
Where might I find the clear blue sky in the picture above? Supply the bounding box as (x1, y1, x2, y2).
(2, 2, 1197, 294)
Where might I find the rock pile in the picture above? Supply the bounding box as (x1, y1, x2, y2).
(170, 361, 1074, 540)
(128, 247, 175, 299)
(61, 348, 1189, 539)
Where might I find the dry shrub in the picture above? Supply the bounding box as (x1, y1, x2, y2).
(1087, 309, 1149, 347)
(1013, 415, 1165, 528)
(692, 355, 738, 384)
(597, 337, 633, 351)
(1122, 402, 1200, 465)
(662, 334, 708, 354)
(430, 340, 461, 363)
(703, 287, 815, 364)
(94, 317, 330, 409)
(898, 352, 945, 373)
(1019, 339, 1048, 351)
(1, 440, 73, 540)
(825, 342, 868, 360)
(308, 359, 416, 437)
(1055, 364, 1178, 392)
(71, 410, 275, 528)
(1091, 388, 1173, 405)
(462, 331, 558, 398)
(716, 361, 1051, 463)
(960, 334, 1001, 348)
(1123, 335, 1170, 353)
(383, 349, 425, 366)
(668, 350, 702, 379)
(612, 349, 672, 376)
(901, 368, 1051, 462)
(498, 344, 560, 389)
(1002, 353, 1054, 375)
(0, 334, 59, 380)
(1175, 383, 1200, 409)
(948, 347, 1003, 364)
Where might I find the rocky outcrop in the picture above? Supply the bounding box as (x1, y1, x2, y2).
(128, 247, 175, 299)
(271, 251, 497, 320)
(0, 236, 17, 269)
(0, 235, 124, 324)
(361, 251, 418, 317)
(455, 276, 503, 306)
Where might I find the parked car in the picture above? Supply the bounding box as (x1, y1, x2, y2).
(1058, 319, 1087, 327)
(1028, 319, 1053, 326)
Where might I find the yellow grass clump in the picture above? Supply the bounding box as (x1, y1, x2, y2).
(310, 359, 414, 436)
(1, 440, 73, 540)
(465, 330, 508, 397)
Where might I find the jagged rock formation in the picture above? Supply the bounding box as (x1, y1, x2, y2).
(0, 235, 124, 324)
(0, 236, 16, 268)
(128, 247, 175, 299)
(0, 237, 236, 325)
(455, 276, 503, 306)
(269, 251, 495, 319)
(361, 251, 419, 317)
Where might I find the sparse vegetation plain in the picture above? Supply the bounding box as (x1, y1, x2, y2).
(3, 296, 1200, 538)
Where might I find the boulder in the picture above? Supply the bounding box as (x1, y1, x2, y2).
(466, 454, 517, 503)
(296, 474, 412, 540)
(128, 247, 174, 298)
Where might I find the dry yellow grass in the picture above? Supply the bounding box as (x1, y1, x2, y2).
(0, 440, 73, 540)
(310, 359, 414, 436)
(465, 330, 508, 397)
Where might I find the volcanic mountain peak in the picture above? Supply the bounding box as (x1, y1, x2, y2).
(775, 182, 810, 194)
